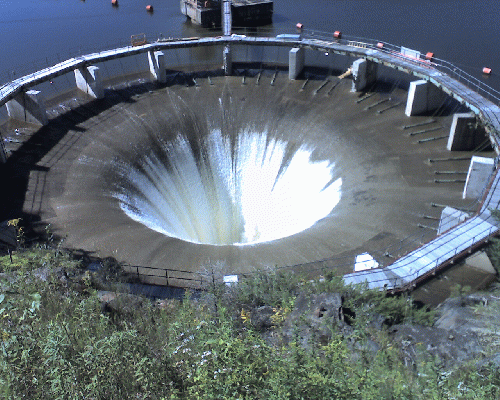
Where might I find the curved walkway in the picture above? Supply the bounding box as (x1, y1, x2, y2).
(2, 33, 500, 290)
(344, 168, 500, 290)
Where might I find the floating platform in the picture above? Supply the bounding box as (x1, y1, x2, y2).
(180, 0, 273, 28)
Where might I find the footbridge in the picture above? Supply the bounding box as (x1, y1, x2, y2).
(1, 30, 500, 290)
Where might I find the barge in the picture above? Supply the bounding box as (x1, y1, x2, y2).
(180, 0, 273, 28)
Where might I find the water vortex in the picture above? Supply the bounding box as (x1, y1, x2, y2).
(114, 129, 342, 245)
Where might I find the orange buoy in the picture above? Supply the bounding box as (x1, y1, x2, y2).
(376, 42, 384, 49)
(333, 31, 342, 39)
(483, 67, 492, 75)
(111, 0, 118, 5)
(296, 23, 303, 31)
(146, 5, 153, 12)
(425, 52, 434, 61)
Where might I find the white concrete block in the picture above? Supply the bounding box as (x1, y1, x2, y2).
(464, 251, 496, 274)
(405, 79, 446, 116)
(223, 275, 238, 286)
(405, 80, 427, 116)
(401, 46, 421, 60)
(447, 112, 476, 151)
(351, 59, 367, 92)
(75, 66, 104, 99)
(289, 47, 305, 80)
(354, 253, 379, 272)
(463, 156, 495, 200)
(351, 58, 377, 92)
(6, 90, 48, 126)
(148, 50, 166, 83)
(223, 45, 232, 75)
(437, 206, 469, 234)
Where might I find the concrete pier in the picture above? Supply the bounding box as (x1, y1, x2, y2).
(74, 66, 104, 99)
(405, 80, 446, 116)
(447, 112, 487, 151)
(6, 90, 48, 126)
(148, 51, 166, 83)
(437, 206, 469, 234)
(464, 251, 496, 276)
(223, 45, 232, 75)
(463, 156, 495, 200)
(351, 59, 377, 92)
(289, 47, 305, 80)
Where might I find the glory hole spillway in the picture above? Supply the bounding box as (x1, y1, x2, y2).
(21, 74, 474, 284)
(114, 127, 341, 246)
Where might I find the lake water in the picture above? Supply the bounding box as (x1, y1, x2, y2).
(0, 0, 499, 91)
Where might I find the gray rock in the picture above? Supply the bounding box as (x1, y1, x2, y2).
(476, 352, 500, 373)
(251, 306, 274, 331)
(99, 291, 144, 320)
(282, 292, 343, 347)
(435, 294, 500, 339)
(390, 324, 483, 369)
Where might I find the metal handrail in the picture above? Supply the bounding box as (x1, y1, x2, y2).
(2, 28, 500, 290)
(301, 28, 500, 106)
(344, 169, 500, 290)
(130, 264, 207, 288)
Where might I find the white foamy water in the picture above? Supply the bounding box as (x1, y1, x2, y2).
(114, 130, 341, 245)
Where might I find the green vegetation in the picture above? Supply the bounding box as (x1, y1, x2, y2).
(0, 242, 499, 399)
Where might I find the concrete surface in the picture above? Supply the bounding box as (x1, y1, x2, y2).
(74, 66, 104, 99)
(289, 48, 305, 80)
(6, 90, 48, 126)
(351, 58, 377, 92)
(447, 112, 485, 151)
(148, 51, 166, 83)
(0, 74, 483, 282)
(463, 155, 495, 200)
(437, 206, 469, 234)
(405, 79, 446, 117)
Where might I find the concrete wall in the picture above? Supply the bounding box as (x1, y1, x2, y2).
(223, 45, 232, 75)
(148, 51, 166, 83)
(437, 206, 469, 234)
(463, 156, 495, 200)
(351, 59, 377, 92)
(405, 80, 446, 116)
(447, 112, 487, 151)
(289, 47, 305, 80)
(74, 66, 104, 99)
(6, 90, 48, 126)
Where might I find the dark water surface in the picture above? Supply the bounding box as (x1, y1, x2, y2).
(0, 0, 499, 90)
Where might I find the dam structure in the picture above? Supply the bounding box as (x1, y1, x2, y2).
(1, 30, 500, 290)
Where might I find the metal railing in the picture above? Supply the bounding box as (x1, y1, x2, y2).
(2, 27, 500, 290)
(1, 28, 499, 107)
(130, 264, 207, 288)
(344, 169, 500, 291)
(301, 28, 500, 107)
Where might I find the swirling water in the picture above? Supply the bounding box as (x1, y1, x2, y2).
(114, 129, 342, 245)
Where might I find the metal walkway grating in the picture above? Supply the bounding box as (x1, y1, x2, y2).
(344, 168, 500, 290)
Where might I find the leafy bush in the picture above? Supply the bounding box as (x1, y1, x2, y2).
(1, 247, 499, 399)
